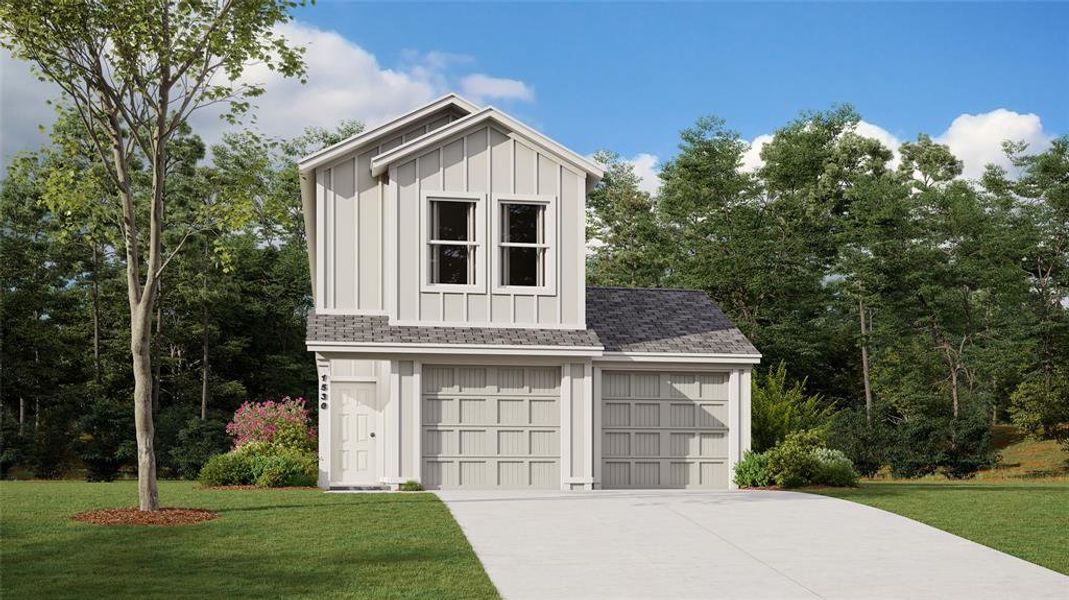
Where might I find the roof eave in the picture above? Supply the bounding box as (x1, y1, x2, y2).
(368, 107, 605, 180)
(296, 93, 480, 173)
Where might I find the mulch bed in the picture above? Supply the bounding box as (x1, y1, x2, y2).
(72, 507, 219, 527)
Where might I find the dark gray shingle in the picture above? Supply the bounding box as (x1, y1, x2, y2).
(307, 287, 758, 356)
(585, 287, 759, 355)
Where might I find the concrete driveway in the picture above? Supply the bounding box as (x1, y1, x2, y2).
(437, 489, 1069, 600)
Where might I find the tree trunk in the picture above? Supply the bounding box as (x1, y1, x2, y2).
(131, 301, 160, 511)
(91, 242, 101, 383)
(859, 297, 873, 425)
(18, 397, 24, 436)
(152, 280, 163, 411)
(950, 363, 960, 419)
(200, 302, 209, 421)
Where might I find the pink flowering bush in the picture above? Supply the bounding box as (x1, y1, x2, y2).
(226, 397, 317, 451)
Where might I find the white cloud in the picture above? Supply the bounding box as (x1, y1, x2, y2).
(459, 74, 534, 104)
(191, 20, 444, 147)
(626, 153, 660, 196)
(741, 110, 1054, 179)
(1, 21, 537, 165)
(740, 134, 774, 172)
(934, 109, 1052, 179)
(1, 49, 61, 167)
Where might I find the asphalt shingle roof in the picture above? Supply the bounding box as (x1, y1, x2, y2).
(307, 287, 758, 356)
(585, 287, 758, 355)
(307, 313, 602, 347)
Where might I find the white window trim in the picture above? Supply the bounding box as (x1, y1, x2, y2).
(420, 190, 486, 293)
(492, 193, 557, 295)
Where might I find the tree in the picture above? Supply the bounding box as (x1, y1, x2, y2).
(586, 151, 666, 287)
(1, 0, 307, 510)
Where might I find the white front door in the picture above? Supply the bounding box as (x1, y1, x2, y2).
(332, 382, 379, 485)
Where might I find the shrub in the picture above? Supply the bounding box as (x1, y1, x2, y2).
(733, 450, 772, 488)
(827, 408, 891, 477)
(1009, 370, 1069, 442)
(889, 411, 996, 479)
(751, 363, 835, 452)
(766, 430, 824, 488)
(226, 397, 316, 449)
(399, 480, 424, 492)
(251, 449, 317, 488)
(812, 448, 860, 487)
(170, 417, 230, 480)
(198, 452, 255, 486)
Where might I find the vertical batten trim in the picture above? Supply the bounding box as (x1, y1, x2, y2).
(728, 369, 741, 490)
(486, 127, 494, 323)
(315, 170, 326, 310)
(592, 365, 602, 487)
(413, 361, 422, 481)
(555, 163, 563, 325)
(560, 364, 573, 489)
(576, 173, 586, 325)
(357, 157, 365, 308)
(584, 361, 594, 483)
(327, 167, 335, 308)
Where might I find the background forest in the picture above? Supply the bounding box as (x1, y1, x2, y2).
(2, 104, 1067, 481)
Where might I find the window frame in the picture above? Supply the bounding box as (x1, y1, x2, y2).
(421, 191, 486, 293)
(492, 193, 557, 295)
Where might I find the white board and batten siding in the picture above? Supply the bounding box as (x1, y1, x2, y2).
(390, 125, 587, 328)
(599, 370, 739, 489)
(314, 108, 465, 314)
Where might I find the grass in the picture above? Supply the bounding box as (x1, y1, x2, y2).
(0, 480, 498, 600)
(813, 428, 1069, 575)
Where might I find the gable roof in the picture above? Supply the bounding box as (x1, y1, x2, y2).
(585, 287, 760, 355)
(368, 106, 604, 180)
(297, 93, 479, 174)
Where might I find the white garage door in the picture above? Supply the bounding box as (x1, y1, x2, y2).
(601, 370, 730, 489)
(422, 365, 561, 489)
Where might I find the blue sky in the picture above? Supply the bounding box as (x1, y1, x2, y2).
(2, 2, 1066, 183)
(289, 2, 1067, 167)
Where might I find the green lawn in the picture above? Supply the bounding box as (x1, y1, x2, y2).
(0, 480, 498, 600)
(811, 479, 1069, 575)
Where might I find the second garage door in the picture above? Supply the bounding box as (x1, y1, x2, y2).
(601, 370, 730, 489)
(421, 365, 561, 489)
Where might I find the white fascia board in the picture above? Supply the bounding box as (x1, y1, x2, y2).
(297, 93, 480, 173)
(596, 352, 763, 365)
(369, 107, 604, 180)
(306, 341, 603, 357)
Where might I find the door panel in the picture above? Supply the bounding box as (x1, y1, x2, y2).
(600, 371, 730, 489)
(332, 382, 379, 485)
(421, 365, 560, 489)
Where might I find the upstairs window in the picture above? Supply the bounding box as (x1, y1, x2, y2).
(500, 202, 547, 287)
(429, 200, 475, 285)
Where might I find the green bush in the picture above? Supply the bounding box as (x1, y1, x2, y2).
(751, 363, 835, 452)
(198, 452, 255, 486)
(889, 411, 995, 479)
(251, 449, 317, 488)
(272, 419, 317, 452)
(766, 430, 823, 488)
(733, 450, 772, 487)
(399, 480, 424, 491)
(812, 447, 860, 487)
(170, 417, 230, 480)
(827, 408, 891, 477)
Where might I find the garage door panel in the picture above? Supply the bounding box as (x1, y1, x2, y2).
(422, 365, 561, 490)
(601, 370, 732, 490)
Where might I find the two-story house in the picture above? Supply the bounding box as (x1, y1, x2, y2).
(299, 94, 760, 491)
